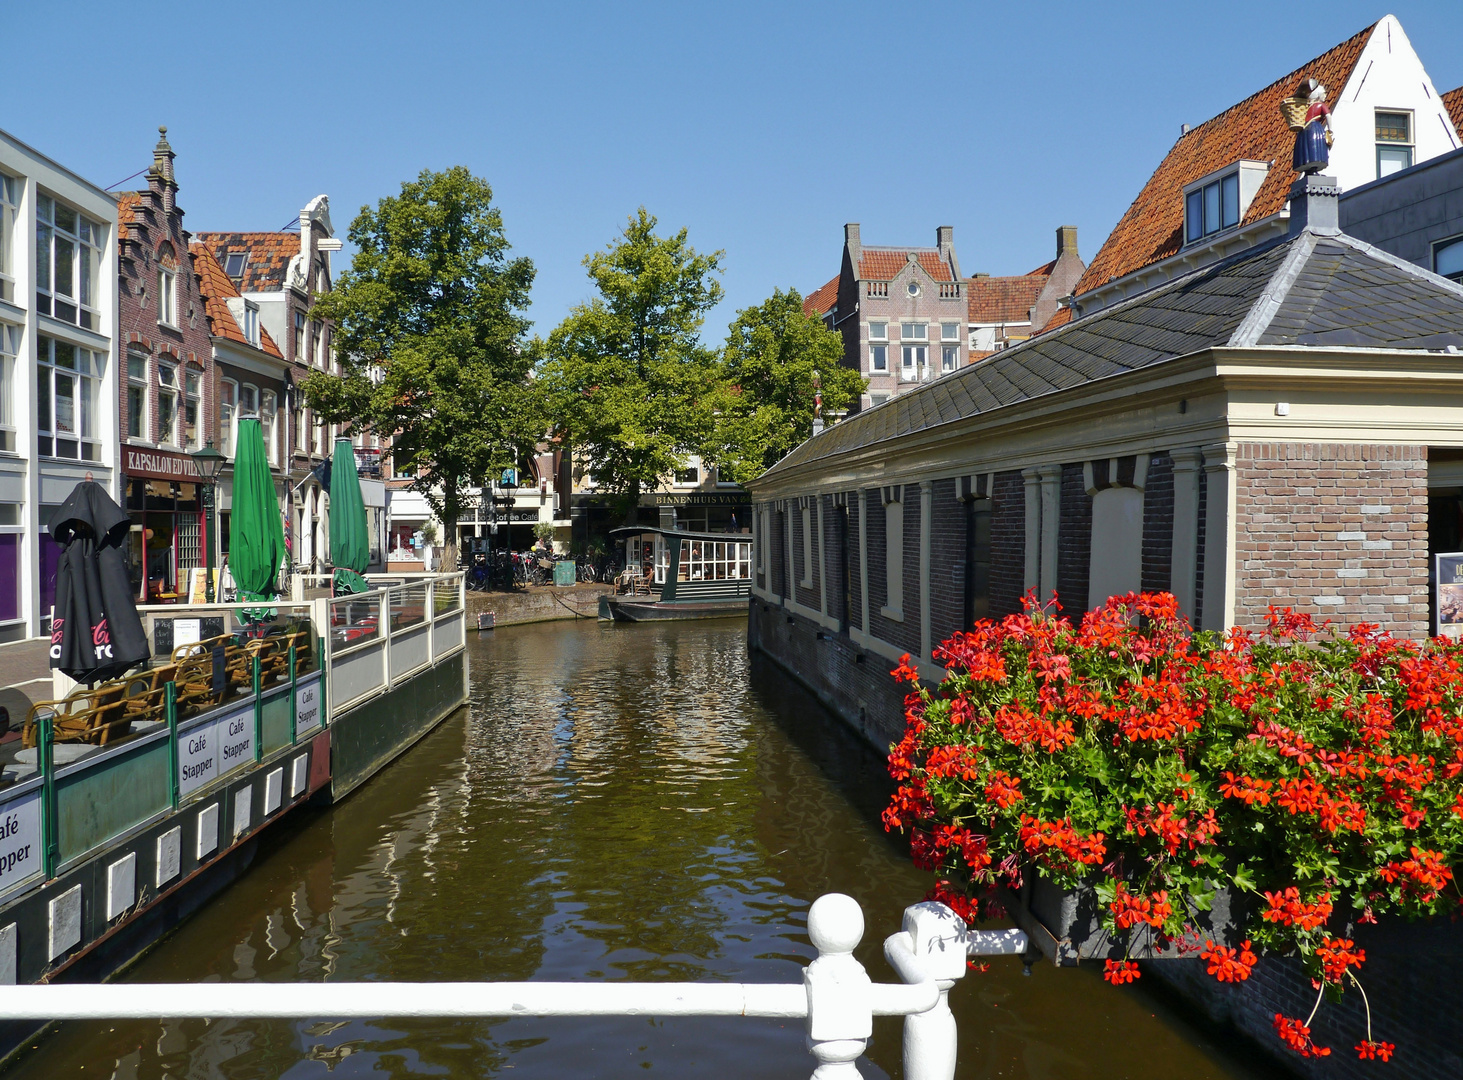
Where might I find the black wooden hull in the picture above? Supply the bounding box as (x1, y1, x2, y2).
(598, 595, 748, 622)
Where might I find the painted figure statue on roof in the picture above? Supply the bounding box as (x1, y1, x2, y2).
(1283, 79, 1333, 173)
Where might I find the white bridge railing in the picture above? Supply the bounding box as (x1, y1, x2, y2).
(0, 894, 1027, 1079)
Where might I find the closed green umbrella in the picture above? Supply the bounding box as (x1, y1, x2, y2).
(329, 438, 370, 596)
(230, 417, 287, 609)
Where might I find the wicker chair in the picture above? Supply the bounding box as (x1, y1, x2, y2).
(23, 686, 131, 749)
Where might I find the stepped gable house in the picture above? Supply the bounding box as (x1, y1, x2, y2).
(116, 129, 217, 602)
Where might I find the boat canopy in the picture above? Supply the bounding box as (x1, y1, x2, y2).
(607, 525, 752, 544)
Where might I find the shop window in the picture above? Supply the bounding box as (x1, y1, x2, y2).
(0, 323, 17, 453)
(35, 194, 103, 329)
(0, 174, 16, 304)
(220, 378, 238, 456)
(157, 362, 179, 446)
(36, 335, 102, 460)
(0, 532, 17, 622)
(126, 352, 148, 440)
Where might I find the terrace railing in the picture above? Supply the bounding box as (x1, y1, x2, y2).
(0, 893, 1029, 1080)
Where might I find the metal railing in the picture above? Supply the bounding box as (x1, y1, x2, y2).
(0, 894, 1027, 1080)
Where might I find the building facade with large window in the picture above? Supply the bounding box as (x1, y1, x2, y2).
(0, 127, 118, 642)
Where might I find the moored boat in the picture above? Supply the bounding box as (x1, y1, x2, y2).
(598, 527, 751, 622)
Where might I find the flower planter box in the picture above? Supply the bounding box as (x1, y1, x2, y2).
(1000, 875, 1251, 966)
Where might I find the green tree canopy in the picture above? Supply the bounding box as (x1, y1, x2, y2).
(537, 208, 723, 521)
(301, 166, 539, 567)
(706, 288, 864, 485)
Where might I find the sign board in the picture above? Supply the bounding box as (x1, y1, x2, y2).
(178, 702, 256, 797)
(1438, 552, 1463, 639)
(0, 787, 43, 897)
(217, 705, 255, 774)
(295, 675, 322, 735)
(654, 492, 747, 507)
(477, 612, 495, 631)
(174, 619, 201, 648)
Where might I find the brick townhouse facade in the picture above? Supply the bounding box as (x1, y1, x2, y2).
(115, 129, 218, 601)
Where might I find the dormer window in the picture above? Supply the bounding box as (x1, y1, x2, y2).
(1185, 172, 1240, 243)
(243, 301, 260, 346)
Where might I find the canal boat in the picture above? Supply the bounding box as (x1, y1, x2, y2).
(599, 526, 752, 622)
(0, 573, 468, 1067)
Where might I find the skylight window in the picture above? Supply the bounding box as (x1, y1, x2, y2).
(224, 252, 247, 280)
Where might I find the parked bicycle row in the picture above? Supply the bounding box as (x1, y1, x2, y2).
(459, 548, 623, 590)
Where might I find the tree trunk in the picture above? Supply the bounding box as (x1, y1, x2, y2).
(624, 478, 641, 526)
(440, 477, 460, 577)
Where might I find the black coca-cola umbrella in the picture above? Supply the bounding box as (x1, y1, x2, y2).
(48, 481, 150, 683)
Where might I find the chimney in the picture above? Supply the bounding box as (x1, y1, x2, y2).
(1056, 225, 1079, 259)
(844, 223, 861, 266)
(1287, 173, 1340, 236)
(149, 126, 177, 214)
(935, 225, 959, 278)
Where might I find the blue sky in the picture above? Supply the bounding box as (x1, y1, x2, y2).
(8, 2, 1462, 340)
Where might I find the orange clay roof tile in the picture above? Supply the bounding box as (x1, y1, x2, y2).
(1445, 85, 1463, 135)
(1036, 305, 1073, 334)
(190, 242, 284, 359)
(803, 275, 840, 318)
(195, 231, 301, 293)
(858, 248, 954, 282)
(1075, 21, 1375, 296)
(966, 272, 1047, 324)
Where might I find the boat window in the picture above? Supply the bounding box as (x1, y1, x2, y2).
(677, 539, 752, 582)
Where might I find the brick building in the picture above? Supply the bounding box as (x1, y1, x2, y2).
(115, 129, 218, 601)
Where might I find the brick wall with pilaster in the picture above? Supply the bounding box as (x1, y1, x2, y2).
(821, 495, 847, 628)
(771, 508, 787, 599)
(1142, 453, 1174, 594)
(990, 470, 1026, 617)
(754, 503, 767, 592)
(928, 478, 966, 647)
(1231, 443, 1429, 635)
(1056, 464, 1092, 615)
(794, 503, 820, 612)
(848, 496, 864, 633)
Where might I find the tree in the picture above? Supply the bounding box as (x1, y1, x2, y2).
(705, 289, 864, 485)
(537, 208, 723, 522)
(302, 167, 539, 571)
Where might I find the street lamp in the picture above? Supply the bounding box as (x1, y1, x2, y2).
(191, 440, 227, 603)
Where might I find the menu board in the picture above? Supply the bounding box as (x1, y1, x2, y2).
(1437, 553, 1463, 639)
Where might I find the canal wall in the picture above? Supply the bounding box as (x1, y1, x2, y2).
(467, 584, 610, 628)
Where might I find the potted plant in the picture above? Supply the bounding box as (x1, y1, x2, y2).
(884, 593, 1463, 1061)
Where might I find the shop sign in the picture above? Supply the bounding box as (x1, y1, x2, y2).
(0, 787, 42, 895)
(178, 702, 256, 797)
(655, 492, 747, 507)
(1438, 553, 1463, 638)
(296, 675, 322, 735)
(123, 447, 202, 481)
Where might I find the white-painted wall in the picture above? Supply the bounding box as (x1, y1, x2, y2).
(1329, 15, 1460, 192)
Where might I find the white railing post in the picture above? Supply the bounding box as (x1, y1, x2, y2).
(803, 893, 872, 1079)
(382, 584, 393, 692)
(884, 902, 968, 1080)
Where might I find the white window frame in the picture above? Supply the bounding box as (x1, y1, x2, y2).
(36, 334, 103, 461)
(156, 361, 180, 447)
(261, 389, 278, 466)
(220, 378, 238, 456)
(294, 311, 306, 360)
(940, 322, 960, 342)
(35, 193, 104, 330)
(672, 460, 700, 487)
(901, 344, 927, 378)
(868, 320, 888, 341)
(870, 344, 887, 372)
(157, 267, 177, 328)
(1376, 109, 1414, 179)
(0, 323, 17, 454)
(126, 351, 149, 441)
(902, 322, 928, 342)
(1185, 172, 1240, 244)
(0, 174, 17, 305)
(941, 345, 958, 372)
(183, 368, 201, 450)
(243, 301, 260, 346)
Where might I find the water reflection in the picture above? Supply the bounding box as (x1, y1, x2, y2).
(5, 621, 1268, 1079)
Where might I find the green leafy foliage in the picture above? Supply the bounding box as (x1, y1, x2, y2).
(705, 289, 864, 485)
(301, 166, 540, 566)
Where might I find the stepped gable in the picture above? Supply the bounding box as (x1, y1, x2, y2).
(1075, 22, 1375, 296)
(189, 242, 284, 358)
(803, 275, 839, 318)
(195, 231, 301, 292)
(760, 227, 1463, 479)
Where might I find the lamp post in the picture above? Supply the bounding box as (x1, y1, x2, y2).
(191, 440, 227, 603)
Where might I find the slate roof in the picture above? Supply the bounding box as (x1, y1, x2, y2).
(195, 231, 301, 293)
(190, 243, 284, 359)
(803, 275, 839, 319)
(859, 248, 955, 282)
(759, 227, 1463, 481)
(1075, 23, 1374, 296)
(1446, 85, 1463, 134)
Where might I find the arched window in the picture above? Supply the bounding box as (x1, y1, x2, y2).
(1435, 237, 1463, 284)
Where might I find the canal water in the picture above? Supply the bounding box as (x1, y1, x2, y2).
(6, 621, 1271, 1079)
